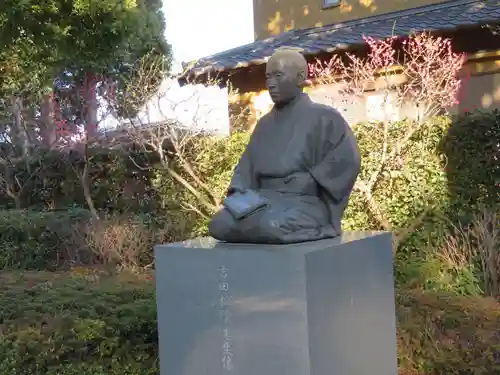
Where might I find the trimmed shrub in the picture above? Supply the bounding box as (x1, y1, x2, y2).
(0, 148, 159, 213)
(0, 210, 171, 271)
(0, 209, 92, 270)
(344, 116, 451, 232)
(0, 271, 158, 375)
(440, 110, 500, 215)
(1, 271, 499, 375)
(397, 289, 500, 374)
(73, 213, 171, 271)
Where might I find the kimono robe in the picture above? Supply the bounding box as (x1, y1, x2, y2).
(208, 93, 361, 244)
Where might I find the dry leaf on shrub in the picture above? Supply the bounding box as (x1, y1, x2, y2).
(73, 215, 159, 271)
(439, 208, 500, 296)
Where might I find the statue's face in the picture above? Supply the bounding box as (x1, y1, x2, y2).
(265, 57, 303, 105)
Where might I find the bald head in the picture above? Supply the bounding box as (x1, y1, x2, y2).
(268, 49, 308, 78)
(265, 48, 308, 106)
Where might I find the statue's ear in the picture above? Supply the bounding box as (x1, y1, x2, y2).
(296, 70, 307, 86)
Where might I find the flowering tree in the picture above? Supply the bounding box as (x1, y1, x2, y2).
(309, 32, 464, 120)
(309, 32, 466, 251)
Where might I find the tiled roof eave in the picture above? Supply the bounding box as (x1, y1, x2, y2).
(180, 0, 500, 80)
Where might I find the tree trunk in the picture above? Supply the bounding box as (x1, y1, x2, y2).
(84, 72, 99, 138)
(80, 170, 99, 220)
(12, 193, 21, 209)
(41, 92, 57, 147)
(11, 96, 29, 158)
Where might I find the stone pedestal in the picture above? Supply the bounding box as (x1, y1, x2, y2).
(154, 231, 397, 375)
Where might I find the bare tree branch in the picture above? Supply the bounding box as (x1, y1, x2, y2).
(104, 52, 244, 218)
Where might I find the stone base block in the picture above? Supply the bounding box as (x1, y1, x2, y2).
(154, 231, 397, 375)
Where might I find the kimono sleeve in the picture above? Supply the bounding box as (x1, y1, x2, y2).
(309, 110, 361, 203)
(228, 148, 254, 194)
(227, 126, 262, 195)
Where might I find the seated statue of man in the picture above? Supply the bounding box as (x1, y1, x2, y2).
(208, 48, 361, 244)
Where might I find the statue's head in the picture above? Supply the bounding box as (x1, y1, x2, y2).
(265, 48, 307, 106)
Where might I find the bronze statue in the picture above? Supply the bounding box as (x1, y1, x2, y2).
(208, 48, 361, 244)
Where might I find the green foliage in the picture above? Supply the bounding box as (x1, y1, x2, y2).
(71, 148, 161, 213)
(0, 0, 171, 74)
(397, 289, 500, 375)
(0, 271, 158, 375)
(343, 116, 451, 232)
(337, 112, 498, 296)
(194, 131, 251, 202)
(0, 133, 252, 271)
(396, 252, 483, 296)
(0, 148, 158, 212)
(1, 271, 499, 375)
(0, 0, 171, 121)
(342, 109, 499, 239)
(440, 110, 500, 215)
(0, 209, 173, 271)
(153, 131, 251, 237)
(0, 209, 92, 270)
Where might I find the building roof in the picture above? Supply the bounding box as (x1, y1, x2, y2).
(183, 0, 500, 78)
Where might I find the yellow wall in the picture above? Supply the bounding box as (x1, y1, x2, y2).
(457, 72, 500, 112)
(254, 0, 447, 40)
(455, 59, 500, 113)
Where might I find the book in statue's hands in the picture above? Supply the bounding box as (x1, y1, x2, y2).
(223, 189, 269, 220)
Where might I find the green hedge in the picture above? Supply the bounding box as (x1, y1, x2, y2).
(0, 148, 159, 213)
(397, 290, 500, 374)
(0, 209, 174, 271)
(440, 110, 500, 215)
(0, 209, 93, 270)
(0, 271, 158, 375)
(1, 271, 499, 375)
